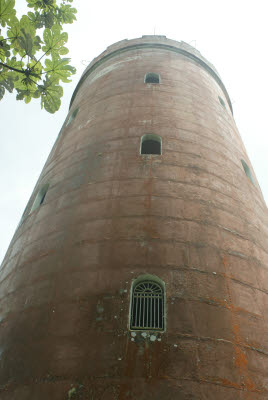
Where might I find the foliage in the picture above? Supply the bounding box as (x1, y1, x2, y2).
(0, 0, 76, 113)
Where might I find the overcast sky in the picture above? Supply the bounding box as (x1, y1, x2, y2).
(1, 0, 268, 263)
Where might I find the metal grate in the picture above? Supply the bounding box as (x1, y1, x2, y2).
(130, 281, 164, 330)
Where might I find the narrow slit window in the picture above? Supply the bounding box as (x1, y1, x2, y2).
(241, 159, 255, 185)
(141, 134, 162, 155)
(145, 73, 160, 84)
(218, 96, 226, 108)
(30, 183, 49, 213)
(130, 280, 164, 330)
(66, 107, 79, 126)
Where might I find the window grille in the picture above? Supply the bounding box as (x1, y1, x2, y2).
(145, 73, 160, 84)
(130, 281, 164, 330)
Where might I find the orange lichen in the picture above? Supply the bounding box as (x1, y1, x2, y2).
(208, 296, 231, 309)
(221, 256, 260, 395)
(234, 346, 248, 369)
(210, 377, 242, 390)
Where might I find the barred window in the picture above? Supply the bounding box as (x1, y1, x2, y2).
(130, 280, 164, 330)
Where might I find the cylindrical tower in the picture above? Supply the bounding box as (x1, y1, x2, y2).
(1, 36, 268, 399)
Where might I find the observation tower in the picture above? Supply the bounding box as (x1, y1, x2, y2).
(1, 36, 268, 399)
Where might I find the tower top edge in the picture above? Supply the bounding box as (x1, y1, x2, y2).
(70, 36, 233, 114)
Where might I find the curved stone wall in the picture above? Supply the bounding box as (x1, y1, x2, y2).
(0, 36, 267, 399)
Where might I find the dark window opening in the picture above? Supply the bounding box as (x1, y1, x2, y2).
(241, 159, 255, 185)
(40, 191, 47, 205)
(145, 73, 160, 84)
(67, 107, 79, 126)
(218, 96, 226, 108)
(130, 281, 164, 330)
(30, 183, 49, 213)
(141, 134, 162, 155)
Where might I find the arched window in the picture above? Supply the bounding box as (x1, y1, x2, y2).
(130, 279, 164, 330)
(66, 107, 79, 126)
(241, 159, 255, 185)
(140, 134, 162, 155)
(30, 183, 49, 213)
(145, 72, 160, 84)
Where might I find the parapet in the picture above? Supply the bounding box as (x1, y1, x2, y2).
(70, 35, 232, 114)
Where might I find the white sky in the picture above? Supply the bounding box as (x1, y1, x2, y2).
(1, 0, 268, 264)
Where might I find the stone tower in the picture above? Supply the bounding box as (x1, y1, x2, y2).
(1, 36, 267, 399)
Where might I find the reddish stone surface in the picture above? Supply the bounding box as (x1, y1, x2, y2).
(1, 36, 268, 399)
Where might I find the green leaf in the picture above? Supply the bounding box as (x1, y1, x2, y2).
(44, 56, 76, 83)
(0, 0, 76, 112)
(0, 65, 17, 102)
(28, 58, 42, 77)
(0, 85, 5, 100)
(42, 10, 55, 28)
(27, 7, 58, 29)
(0, 35, 11, 61)
(2, 55, 24, 72)
(0, 68, 15, 93)
(6, 16, 20, 51)
(56, 3, 77, 24)
(14, 75, 35, 91)
(27, 11, 35, 19)
(16, 87, 36, 103)
(0, 0, 16, 27)
(42, 24, 68, 57)
(26, 0, 56, 12)
(7, 15, 41, 57)
(17, 28, 34, 57)
(27, 10, 43, 29)
(20, 14, 36, 36)
(14, 66, 40, 103)
(26, 0, 38, 8)
(38, 77, 63, 113)
(14, 16, 41, 57)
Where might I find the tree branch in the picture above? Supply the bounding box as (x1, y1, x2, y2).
(41, 69, 52, 74)
(30, 48, 50, 71)
(0, 37, 18, 42)
(0, 62, 25, 74)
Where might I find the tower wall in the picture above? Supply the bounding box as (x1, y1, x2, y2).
(1, 36, 268, 399)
